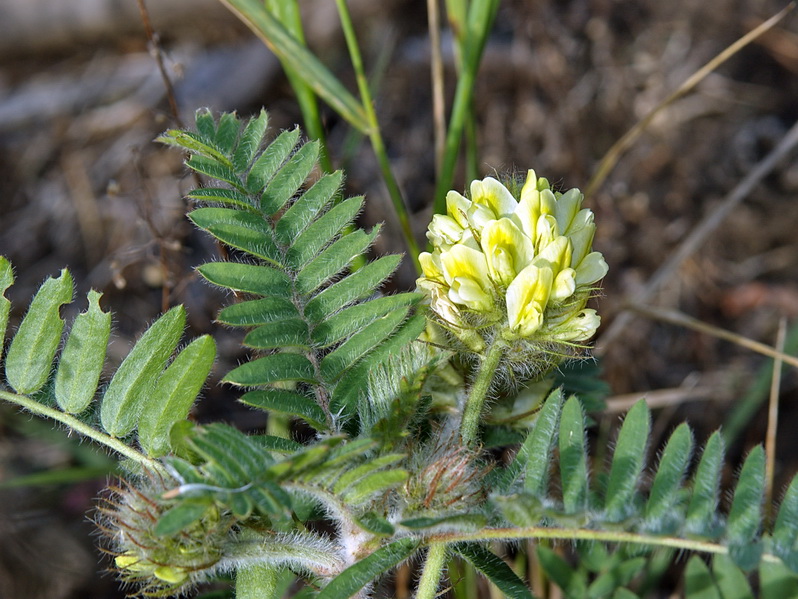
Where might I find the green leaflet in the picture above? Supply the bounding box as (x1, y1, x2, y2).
(712, 554, 755, 599)
(559, 395, 588, 515)
(154, 500, 212, 538)
(773, 476, 798, 561)
(224, 353, 316, 386)
(5, 269, 73, 394)
(685, 431, 725, 538)
(644, 423, 693, 530)
(137, 335, 216, 457)
(187, 187, 254, 210)
(232, 108, 269, 171)
(0, 257, 13, 362)
(604, 399, 650, 522)
(54, 290, 111, 414)
(261, 140, 320, 214)
(198, 262, 292, 297)
(276, 170, 344, 245)
(100, 306, 186, 437)
(343, 469, 409, 505)
(187, 155, 246, 192)
(295, 227, 379, 295)
(536, 545, 585, 597)
(217, 297, 299, 327)
(726, 446, 765, 570)
(332, 453, 406, 495)
(246, 127, 301, 193)
(156, 129, 232, 166)
(304, 254, 402, 324)
(243, 319, 310, 350)
(454, 543, 535, 599)
(315, 537, 419, 599)
(587, 557, 646, 599)
(204, 224, 281, 266)
(214, 111, 241, 154)
(240, 389, 327, 430)
(522, 388, 564, 497)
(287, 195, 365, 269)
(760, 561, 798, 597)
(685, 555, 722, 599)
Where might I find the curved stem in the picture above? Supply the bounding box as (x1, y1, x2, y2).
(459, 341, 504, 446)
(0, 389, 163, 473)
(416, 543, 448, 599)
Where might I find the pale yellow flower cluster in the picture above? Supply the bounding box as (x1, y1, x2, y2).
(417, 170, 607, 350)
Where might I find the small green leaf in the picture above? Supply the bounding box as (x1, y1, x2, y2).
(205, 224, 282, 266)
(217, 297, 299, 327)
(195, 108, 216, 140)
(189, 206, 268, 231)
(685, 431, 725, 538)
(685, 555, 722, 599)
(138, 335, 216, 457)
(587, 557, 646, 599)
(198, 262, 292, 297)
(154, 501, 211, 537)
(251, 434, 303, 454)
(712, 554, 755, 599)
(492, 493, 544, 528)
(155, 129, 232, 166)
(522, 388, 563, 496)
(224, 353, 316, 386)
(726, 446, 765, 570)
(644, 423, 693, 528)
(319, 305, 409, 381)
(304, 255, 401, 324)
(261, 140, 320, 215)
(244, 319, 310, 350)
(240, 389, 327, 430)
(5, 269, 73, 394)
(454, 543, 534, 599)
(0, 257, 16, 363)
(232, 108, 269, 171)
(187, 187, 254, 210)
(604, 399, 650, 521)
(760, 561, 798, 597)
(333, 453, 406, 495)
(357, 512, 395, 536)
(343, 469, 409, 504)
(316, 538, 419, 599)
(276, 170, 344, 245)
(295, 227, 379, 295)
(214, 111, 241, 155)
(100, 306, 186, 437)
(400, 514, 487, 531)
(559, 395, 588, 515)
(287, 195, 364, 269)
(187, 155, 245, 192)
(246, 127, 301, 193)
(773, 475, 798, 556)
(537, 545, 583, 596)
(54, 290, 111, 413)
(311, 293, 420, 347)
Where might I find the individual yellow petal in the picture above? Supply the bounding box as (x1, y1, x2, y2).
(154, 566, 189, 585)
(533, 236, 572, 273)
(535, 214, 560, 250)
(514, 190, 540, 240)
(575, 252, 609, 286)
(506, 263, 553, 338)
(419, 251, 445, 282)
(427, 214, 463, 248)
(568, 222, 596, 267)
(470, 177, 518, 219)
(482, 218, 534, 287)
(446, 190, 472, 228)
(554, 188, 584, 234)
(551, 267, 576, 301)
(440, 245, 493, 311)
(551, 308, 601, 341)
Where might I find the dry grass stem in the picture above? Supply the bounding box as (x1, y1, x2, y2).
(765, 317, 787, 525)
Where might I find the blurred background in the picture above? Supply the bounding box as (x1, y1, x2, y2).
(1, 0, 797, 596)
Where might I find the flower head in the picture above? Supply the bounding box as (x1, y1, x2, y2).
(418, 170, 607, 374)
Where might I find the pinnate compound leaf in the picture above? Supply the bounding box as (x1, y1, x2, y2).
(644, 422, 693, 530)
(276, 170, 344, 245)
(6, 269, 73, 394)
(559, 395, 588, 515)
(454, 543, 535, 599)
(685, 431, 725, 538)
(55, 290, 111, 413)
(246, 127, 301, 193)
(198, 262, 291, 297)
(261, 139, 320, 215)
(0, 257, 14, 361)
(101, 306, 186, 437)
(287, 195, 364, 269)
(315, 537, 419, 599)
(604, 399, 650, 521)
(240, 389, 327, 430)
(138, 335, 216, 457)
(224, 353, 316, 386)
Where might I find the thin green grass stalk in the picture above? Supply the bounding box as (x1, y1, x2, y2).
(416, 543, 449, 599)
(433, 0, 500, 216)
(265, 0, 333, 173)
(334, 0, 421, 272)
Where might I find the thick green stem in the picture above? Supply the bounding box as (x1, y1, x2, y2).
(235, 563, 280, 599)
(416, 543, 448, 599)
(459, 342, 504, 446)
(0, 389, 162, 473)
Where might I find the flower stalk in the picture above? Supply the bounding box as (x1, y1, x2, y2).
(460, 341, 505, 446)
(416, 543, 449, 599)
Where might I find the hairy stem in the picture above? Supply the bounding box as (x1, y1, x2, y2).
(235, 563, 280, 599)
(459, 341, 504, 446)
(416, 543, 448, 599)
(0, 389, 162, 473)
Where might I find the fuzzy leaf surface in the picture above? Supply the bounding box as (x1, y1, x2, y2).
(455, 543, 535, 599)
(604, 399, 650, 521)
